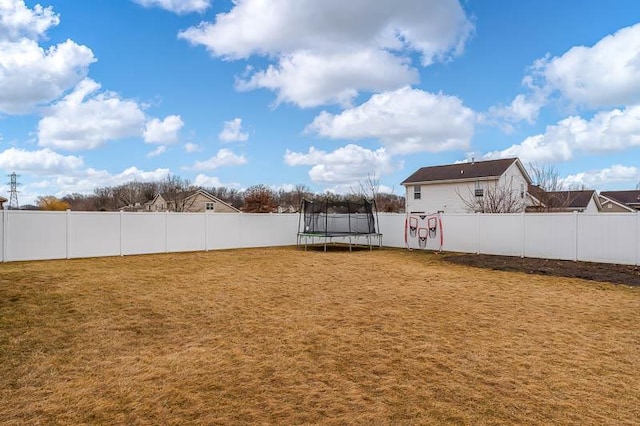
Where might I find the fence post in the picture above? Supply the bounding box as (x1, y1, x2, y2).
(1, 209, 5, 262)
(573, 211, 578, 262)
(66, 209, 71, 259)
(204, 211, 209, 251)
(636, 211, 640, 266)
(119, 211, 123, 256)
(521, 212, 525, 258)
(476, 212, 481, 255)
(165, 211, 169, 253)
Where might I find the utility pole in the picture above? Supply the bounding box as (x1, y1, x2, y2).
(8, 172, 19, 209)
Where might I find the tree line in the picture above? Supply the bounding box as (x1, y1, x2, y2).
(34, 174, 405, 213)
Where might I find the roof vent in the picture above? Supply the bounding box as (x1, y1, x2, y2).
(460, 170, 464, 174)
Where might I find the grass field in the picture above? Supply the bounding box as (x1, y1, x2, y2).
(1, 247, 639, 424)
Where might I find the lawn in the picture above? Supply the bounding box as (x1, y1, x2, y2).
(1, 247, 639, 424)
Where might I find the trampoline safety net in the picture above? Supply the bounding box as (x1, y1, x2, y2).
(299, 198, 377, 235)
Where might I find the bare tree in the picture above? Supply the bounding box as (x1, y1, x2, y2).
(350, 174, 380, 201)
(526, 163, 589, 212)
(243, 184, 276, 212)
(93, 186, 117, 211)
(528, 162, 564, 192)
(456, 177, 526, 213)
(292, 184, 311, 211)
(160, 174, 197, 212)
(115, 181, 144, 208)
(62, 193, 99, 211)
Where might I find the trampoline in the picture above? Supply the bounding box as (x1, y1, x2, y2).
(296, 198, 383, 251)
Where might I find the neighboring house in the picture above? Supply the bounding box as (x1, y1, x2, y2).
(145, 189, 240, 213)
(119, 203, 146, 213)
(401, 158, 532, 213)
(599, 190, 640, 212)
(0, 196, 6, 210)
(277, 205, 297, 213)
(526, 189, 602, 213)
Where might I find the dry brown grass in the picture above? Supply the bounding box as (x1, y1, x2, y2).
(1, 247, 639, 425)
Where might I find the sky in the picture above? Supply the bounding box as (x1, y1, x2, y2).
(1, 0, 640, 205)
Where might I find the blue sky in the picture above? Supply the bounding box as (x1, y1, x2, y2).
(1, 0, 640, 204)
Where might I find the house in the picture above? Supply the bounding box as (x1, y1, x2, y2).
(526, 188, 602, 213)
(0, 196, 6, 210)
(145, 189, 240, 213)
(401, 158, 532, 213)
(599, 190, 640, 212)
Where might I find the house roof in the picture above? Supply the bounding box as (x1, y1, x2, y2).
(529, 189, 599, 210)
(148, 189, 240, 212)
(402, 158, 527, 185)
(547, 190, 599, 209)
(600, 190, 640, 207)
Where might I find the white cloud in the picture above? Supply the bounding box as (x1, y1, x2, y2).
(143, 115, 184, 144)
(147, 146, 167, 157)
(132, 0, 210, 14)
(0, 0, 59, 41)
(0, 1, 96, 115)
(191, 148, 247, 170)
(0, 39, 96, 115)
(307, 87, 475, 154)
(485, 90, 548, 131)
(180, 0, 472, 107)
(193, 174, 241, 188)
(0, 147, 83, 175)
(284, 144, 400, 184)
(218, 118, 249, 142)
(184, 142, 201, 153)
(179, 0, 472, 61)
(536, 23, 640, 109)
(45, 166, 171, 195)
(236, 49, 418, 108)
(484, 105, 640, 163)
(37, 79, 147, 150)
(485, 22, 640, 130)
(563, 165, 640, 189)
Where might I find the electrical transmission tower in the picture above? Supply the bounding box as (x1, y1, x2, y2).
(8, 172, 20, 209)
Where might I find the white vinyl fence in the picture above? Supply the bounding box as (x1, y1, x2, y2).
(377, 212, 640, 266)
(1, 210, 639, 265)
(0, 211, 299, 262)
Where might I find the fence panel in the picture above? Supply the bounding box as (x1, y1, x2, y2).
(377, 214, 405, 248)
(69, 212, 120, 258)
(577, 214, 637, 265)
(166, 213, 206, 253)
(479, 214, 523, 256)
(239, 214, 298, 248)
(441, 214, 478, 253)
(6, 211, 67, 261)
(524, 214, 576, 260)
(0, 211, 4, 261)
(207, 214, 242, 250)
(121, 213, 166, 255)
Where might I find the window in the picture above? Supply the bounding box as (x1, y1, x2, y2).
(205, 202, 215, 211)
(474, 181, 484, 197)
(414, 186, 421, 200)
(520, 183, 525, 199)
(607, 204, 613, 209)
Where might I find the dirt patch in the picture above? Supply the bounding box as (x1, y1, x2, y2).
(443, 253, 640, 286)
